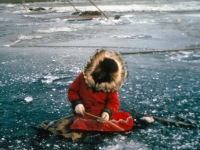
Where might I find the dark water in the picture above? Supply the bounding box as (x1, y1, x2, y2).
(0, 0, 200, 149)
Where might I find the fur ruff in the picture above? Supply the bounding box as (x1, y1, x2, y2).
(83, 49, 127, 92)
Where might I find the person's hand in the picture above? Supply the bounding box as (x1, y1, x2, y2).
(75, 104, 85, 116)
(98, 112, 109, 123)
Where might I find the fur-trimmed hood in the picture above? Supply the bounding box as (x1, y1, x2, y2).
(83, 49, 127, 92)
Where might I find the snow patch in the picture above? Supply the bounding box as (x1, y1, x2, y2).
(37, 27, 76, 33)
(6, 4, 15, 8)
(18, 35, 42, 40)
(24, 96, 33, 102)
(41, 75, 59, 84)
(3, 35, 42, 47)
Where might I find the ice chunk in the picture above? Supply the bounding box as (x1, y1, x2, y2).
(41, 75, 59, 84)
(24, 96, 33, 102)
(140, 116, 154, 123)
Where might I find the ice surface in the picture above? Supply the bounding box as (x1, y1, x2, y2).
(0, 0, 200, 149)
(1, 0, 200, 50)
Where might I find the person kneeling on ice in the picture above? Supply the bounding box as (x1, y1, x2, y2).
(68, 49, 134, 133)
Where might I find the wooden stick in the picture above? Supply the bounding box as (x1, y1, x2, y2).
(66, 0, 80, 13)
(87, 0, 109, 19)
(120, 47, 200, 55)
(21, 0, 28, 12)
(84, 112, 124, 131)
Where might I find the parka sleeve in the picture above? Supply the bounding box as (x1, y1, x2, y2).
(104, 91, 120, 116)
(68, 73, 83, 104)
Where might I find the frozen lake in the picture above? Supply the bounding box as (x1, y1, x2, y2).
(0, 0, 200, 149)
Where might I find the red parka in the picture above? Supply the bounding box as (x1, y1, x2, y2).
(68, 73, 134, 132)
